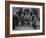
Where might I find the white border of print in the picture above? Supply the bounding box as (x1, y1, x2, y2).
(10, 4, 43, 34)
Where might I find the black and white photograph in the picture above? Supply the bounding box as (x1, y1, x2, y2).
(5, 1, 45, 37)
(10, 4, 43, 34)
(13, 7, 40, 31)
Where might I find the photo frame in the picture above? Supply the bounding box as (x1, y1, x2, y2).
(5, 1, 45, 37)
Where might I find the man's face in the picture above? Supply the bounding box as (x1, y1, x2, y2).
(21, 13, 24, 16)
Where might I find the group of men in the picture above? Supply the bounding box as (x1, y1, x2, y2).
(13, 8, 38, 30)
